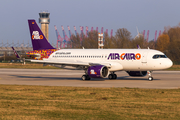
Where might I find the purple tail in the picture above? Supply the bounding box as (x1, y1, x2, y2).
(28, 20, 55, 50)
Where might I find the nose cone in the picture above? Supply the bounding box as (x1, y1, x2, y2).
(165, 59, 173, 69)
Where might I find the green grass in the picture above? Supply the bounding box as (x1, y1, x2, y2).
(0, 85, 180, 120)
(166, 65, 180, 71)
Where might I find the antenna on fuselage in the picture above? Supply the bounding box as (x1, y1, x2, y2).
(137, 45, 141, 49)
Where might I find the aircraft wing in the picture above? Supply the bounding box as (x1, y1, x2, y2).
(29, 59, 112, 68)
(30, 59, 89, 66)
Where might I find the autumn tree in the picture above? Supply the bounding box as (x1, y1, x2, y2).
(166, 26, 180, 61)
(131, 35, 148, 49)
(156, 34, 170, 52)
(148, 40, 156, 49)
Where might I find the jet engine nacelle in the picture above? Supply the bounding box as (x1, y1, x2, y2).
(126, 71, 147, 77)
(87, 65, 108, 78)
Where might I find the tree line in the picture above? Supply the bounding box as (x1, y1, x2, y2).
(69, 24, 180, 62)
(1, 24, 180, 63)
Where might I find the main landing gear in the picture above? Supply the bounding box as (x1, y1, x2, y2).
(108, 72, 117, 80)
(81, 75, 91, 81)
(81, 70, 91, 81)
(147, 71, 153, 81)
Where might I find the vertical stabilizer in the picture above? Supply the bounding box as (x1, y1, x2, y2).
(28, 19, 54, 50)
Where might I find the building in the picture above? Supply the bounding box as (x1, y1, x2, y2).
(39, 11, 50, 41)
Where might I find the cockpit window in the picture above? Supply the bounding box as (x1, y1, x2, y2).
(153, 54, 167, 59)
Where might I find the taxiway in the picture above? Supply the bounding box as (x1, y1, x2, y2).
(0, 68, 179, 89)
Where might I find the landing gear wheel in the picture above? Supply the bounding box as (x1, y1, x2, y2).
(113, 74, 117, 79)
(108, 74, 113, 79)
(86, 75, 91, 80)
(81, 75, 91, 81)
(82, 75, 86, 81)
(108, 74, 117, 80)
(148, 77, 153, 81)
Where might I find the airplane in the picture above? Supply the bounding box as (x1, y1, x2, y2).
(13, 19, 173, 81)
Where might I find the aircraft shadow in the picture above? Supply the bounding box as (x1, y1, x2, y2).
(10, 75, 81, 81)
(116, 76, 160, 81)
(10, 75, 160, 81)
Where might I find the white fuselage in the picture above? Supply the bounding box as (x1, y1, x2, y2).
(47, 49, 173, 71)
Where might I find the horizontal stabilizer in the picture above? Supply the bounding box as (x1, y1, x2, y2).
(11, 47, 20, 59)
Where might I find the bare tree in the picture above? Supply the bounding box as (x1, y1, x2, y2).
(115, 28, 131, 48)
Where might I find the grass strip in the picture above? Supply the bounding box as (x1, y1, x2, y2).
(166, 65, 180, 71)
(0, 85, 180, 120)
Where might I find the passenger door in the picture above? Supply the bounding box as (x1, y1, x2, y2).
(141, 51, 148, 64)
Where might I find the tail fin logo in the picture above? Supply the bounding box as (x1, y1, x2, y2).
(32, 31, 43, 40)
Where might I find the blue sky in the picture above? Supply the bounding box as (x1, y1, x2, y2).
(0, 0, 180, 45)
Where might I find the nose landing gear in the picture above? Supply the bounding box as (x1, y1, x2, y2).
(147, 71, 153, 81)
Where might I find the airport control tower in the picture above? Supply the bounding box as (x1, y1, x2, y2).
(39, 11, 50, 41)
